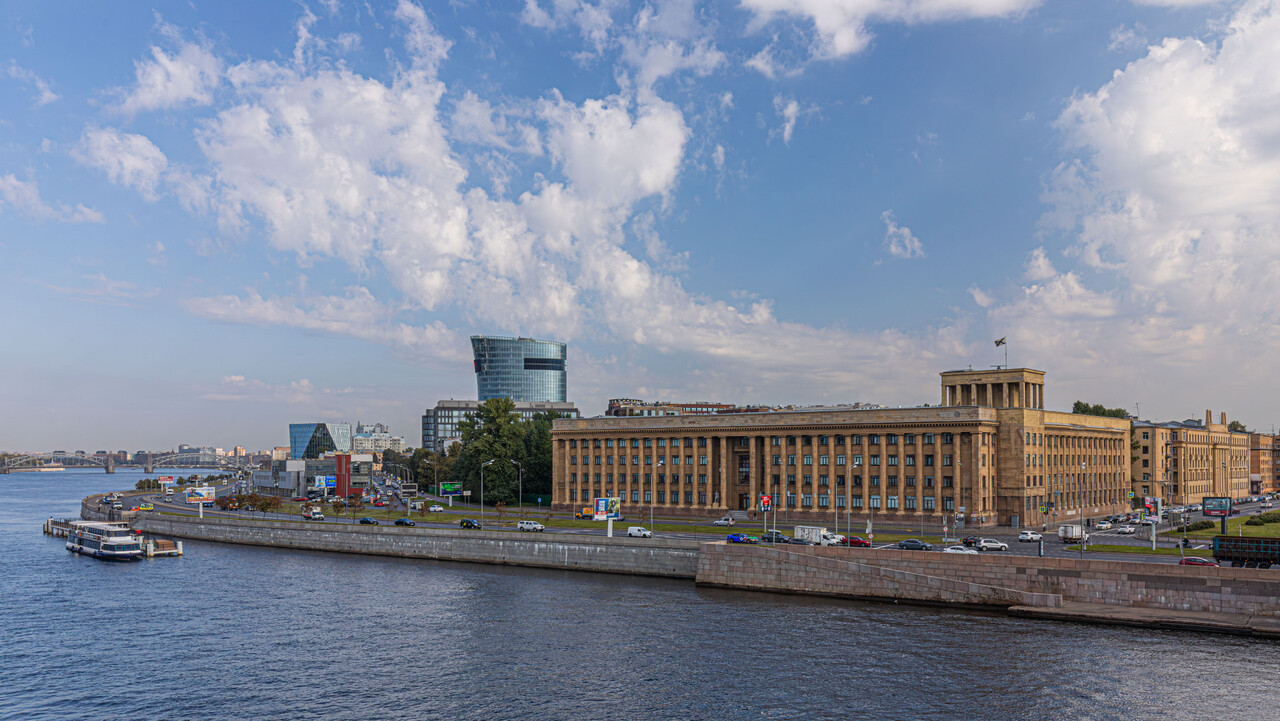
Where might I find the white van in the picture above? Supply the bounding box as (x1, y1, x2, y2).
(627, 526, 652, 538)
(516, 520, 545, 532)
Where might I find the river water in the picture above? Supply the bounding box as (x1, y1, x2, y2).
(2, 469, 1276, 720)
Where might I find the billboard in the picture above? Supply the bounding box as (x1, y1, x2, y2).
(594, 497, 622, 521)
(1203, 497, 1231, 517)
(401, 483, 418, 496)
(440, 482, 463, 497)
(759, 494, 772, 513)
(158, 476, 174, 484)
(186, 486, 215, 504)
(313, 475, 336, 488)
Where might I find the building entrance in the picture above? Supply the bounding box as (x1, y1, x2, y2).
(739, 494, 749, 510)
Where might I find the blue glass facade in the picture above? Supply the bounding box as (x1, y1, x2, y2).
(289, 422, 352, 459)
(471, 335, 567, 402)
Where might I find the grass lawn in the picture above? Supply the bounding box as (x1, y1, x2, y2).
(1178, 516, 1280, 539)
(1063, 543, 1213, 557)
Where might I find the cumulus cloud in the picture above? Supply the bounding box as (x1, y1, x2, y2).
(114, 24, 221, 115)
(0, 174, 103, 223)
(881, 210, 925, 259)
(74, 127, 170, 201)
(741, 0, 1041, 61)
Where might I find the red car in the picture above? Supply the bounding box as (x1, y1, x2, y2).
(1179, 557, 1218, 567)
(374, 501, 386, 507)
(841, 536, 872, 547)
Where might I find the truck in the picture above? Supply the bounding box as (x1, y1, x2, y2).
(1212, 535, 1280, 568)
(1057, 525, 1089, 543)
(301, 506, 325, 520)
(794, 526, 843, 546)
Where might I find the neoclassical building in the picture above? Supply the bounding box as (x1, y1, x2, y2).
(551, 368, 1131, 528)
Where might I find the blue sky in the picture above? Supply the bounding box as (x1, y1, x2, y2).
(3, 0, 1275, 452)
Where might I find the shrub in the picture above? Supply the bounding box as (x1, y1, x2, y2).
(1182, 520, 1217, 532)
(1244, 511, 1280, 526)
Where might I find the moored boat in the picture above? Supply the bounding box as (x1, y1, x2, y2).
(65, 521, 143, 561)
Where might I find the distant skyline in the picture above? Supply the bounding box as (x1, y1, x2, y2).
(4, 0, 1280, 451)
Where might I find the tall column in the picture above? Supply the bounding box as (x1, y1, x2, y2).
(718, 435, 730, 511)
(748, 435, 760, 514)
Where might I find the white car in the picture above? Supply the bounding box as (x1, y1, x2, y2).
(627, 526, 653, 538)
(1116, 525, 1137, 535)
(516, 520, 545, 532)
(428, 505, 445, 512)
(943, 545, 978, 554)
(1095, 521, 1113, 530)
(712, 516, 735, 527)
(977, 538, 1008, 552)
(1018, 530, 1042, 542)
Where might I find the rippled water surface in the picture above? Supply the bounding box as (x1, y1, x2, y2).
(2, 470, 1277, 720)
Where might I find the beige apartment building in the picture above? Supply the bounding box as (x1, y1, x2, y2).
(1250, 433, 1275, 495)
(551, 368, 1131, 528)
(1131, 411, 1251, 506)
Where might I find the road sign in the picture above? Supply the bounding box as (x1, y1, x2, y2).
(1128, 491, 1135, 498)
(943, 526, 948, 532)
(759, 494, 772, 512)
(400, 483, 418, 495)
(1039, 506, 1046, 513)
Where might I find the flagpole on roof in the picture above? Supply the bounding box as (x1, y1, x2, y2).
(994, 337, 1007, 368)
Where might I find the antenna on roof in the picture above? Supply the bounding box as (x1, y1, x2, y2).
(1135, 402, 1141, 419)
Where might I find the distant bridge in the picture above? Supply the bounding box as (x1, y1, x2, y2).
(1, 452, 255, 474)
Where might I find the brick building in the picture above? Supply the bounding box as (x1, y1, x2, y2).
(551, 368, 1131, 529)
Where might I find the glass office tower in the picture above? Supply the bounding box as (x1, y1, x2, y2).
(289, 422, 352, 460)
(471, 335, 567, 402)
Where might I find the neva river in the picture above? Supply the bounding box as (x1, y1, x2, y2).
(2, 470, 1277, 720)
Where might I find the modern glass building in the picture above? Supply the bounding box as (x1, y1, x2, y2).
(471, 335, 567, 402)
(421, 400, 580, 452)
(289, 422, 352, 460)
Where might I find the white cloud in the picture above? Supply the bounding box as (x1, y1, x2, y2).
(0, 174, 103, 223)
(74, 127, 169, 201)
(46, 273, 158, 306)
(202, 375, 356, 404)
(881, 210, 925, 259)
(969, 286, 994, 308)
(741, 0, 1041, 60)
(184, 287, 468, 360)
(1108, 23, 1147, 52)
(1024, 246, 1056, 280)
(5, 62, 58, 106)
(114, 27, 222, 115)
(395, 0, 452, 73)
(520, 0, 618, 55)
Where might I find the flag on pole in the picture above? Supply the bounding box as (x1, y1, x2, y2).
(994, 337, 1006, 347)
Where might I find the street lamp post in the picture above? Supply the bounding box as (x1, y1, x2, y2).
(1080, 461, 1087, 558)
(511, 460, 524, 517)
(480, 459, 495, 525)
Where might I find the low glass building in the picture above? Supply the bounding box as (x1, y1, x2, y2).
(471, 335, 567, 402)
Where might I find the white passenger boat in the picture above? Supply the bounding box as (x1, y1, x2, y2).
(65, 521, 143, 561)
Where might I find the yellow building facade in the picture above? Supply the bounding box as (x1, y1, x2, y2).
(1131, 411, 1251, 506)
(552, 368, 1131, 528)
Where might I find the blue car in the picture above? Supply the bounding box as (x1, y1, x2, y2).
(727, 533, 758, 544)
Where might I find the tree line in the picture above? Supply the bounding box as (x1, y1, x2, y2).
(394, 398, 561, 508)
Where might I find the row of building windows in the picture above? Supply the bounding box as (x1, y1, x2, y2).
(566, 433, 961, 449)
(565, 487, 970, 510)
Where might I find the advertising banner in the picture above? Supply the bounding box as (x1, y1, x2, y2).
(313, 475, 336, 488)
(186, 486, 215, 504)
(158, 476, 174, 484)
(440, 482, 463, 496)
(607, 497, 622, 520)
(594, 497, 609, 521)
(1203, 497, 1231, 517)
(759, 494, 772, 512)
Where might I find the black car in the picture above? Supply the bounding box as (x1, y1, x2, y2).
(759, 531, 791, 544)
(460, 518, 482, 529)
(358, 517, 379, 525)
(789, 537, 814, 546)
(898, 539, 933, 551)
(394, 518, 415, 526)
(961, 536, 980, 547)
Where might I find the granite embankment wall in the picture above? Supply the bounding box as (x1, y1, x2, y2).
(697, 544, 1280, 618)
(132, 513, 700, 578)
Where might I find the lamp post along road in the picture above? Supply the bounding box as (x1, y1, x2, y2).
(1080, 461, 1086, 558)
(480, 459, 494, 525)
(511, 460, 524, 517)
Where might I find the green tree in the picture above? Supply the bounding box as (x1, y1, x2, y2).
(1072, 400, 1130, 419)
(521, 412, 563, 500)
(451, 398, 526, 506)
(1228, 420, 1248, 433)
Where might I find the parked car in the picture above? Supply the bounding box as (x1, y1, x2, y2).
(394, 518, 416, 526)
(292, 496, 308, 502)
(374, 502, 386, 507)
(759, 530, 790, 544)
(712, 515, 736, 527)
(789, 537, 814, 546)
(1178, 556, 1218, 567)
(1116, 525, 1137, 535)
(841, 536, 872, 547)
(727, 533, 757, 544)
(977, 538, 1008, 552)
(961, 536, 980, 547)
(358, 517, 379, 525)
(459, 518, 482, 529)
(1095, 521, 1113, 530)
(944, 545, 978, 554)
(627, 526, 652, 538)
(1018, 530, 1042, 542)
(516, 520, 545, 532)
(898, 539, 933, 551)
(428, 505, 445, 512)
